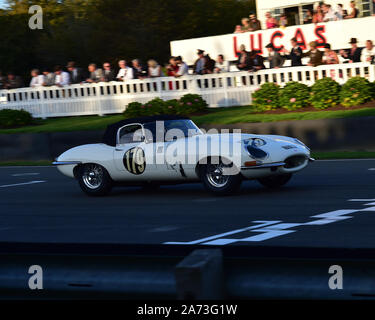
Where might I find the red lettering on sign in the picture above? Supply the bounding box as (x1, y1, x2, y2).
(250, 33, 263, 54)
(314, 25, 327, 48)
(233, 36, 240, 57)
(270, 30, 284, 51)
(294, 28, 307, 50)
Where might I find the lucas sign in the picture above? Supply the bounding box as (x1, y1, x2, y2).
(170, 16, 375, 65)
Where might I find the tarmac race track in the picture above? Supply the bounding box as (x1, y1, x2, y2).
(0, 159, 375, 249)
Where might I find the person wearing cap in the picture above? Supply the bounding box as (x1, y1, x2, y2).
(236, 44, 252, 71)
(302, 41, 323, 67)
(193, 49, 206, 75)
(340, 38, 362, 63)
(67, 61, 84, 84)
(266, 43, 284, 69)
(249, 14, 261, 31)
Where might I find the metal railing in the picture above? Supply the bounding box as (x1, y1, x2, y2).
(0, 62, 374, 119)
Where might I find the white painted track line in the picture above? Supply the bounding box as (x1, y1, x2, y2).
(0, 181, 46, 188)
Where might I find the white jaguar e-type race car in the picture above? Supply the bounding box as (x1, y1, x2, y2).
(53, 115, 314, 196)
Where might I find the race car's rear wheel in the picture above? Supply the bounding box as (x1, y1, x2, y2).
(201, 161, 242, 195)
(258, 174, 292, 189)
(78, 164, 113, 196)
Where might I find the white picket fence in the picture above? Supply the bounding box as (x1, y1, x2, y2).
(0, 62, 374, 118)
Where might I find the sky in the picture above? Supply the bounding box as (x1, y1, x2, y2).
(0, 0, 7, 9)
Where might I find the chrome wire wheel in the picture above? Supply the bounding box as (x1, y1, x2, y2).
(82, 164, 104, 190)
(206, 163, 230, 188)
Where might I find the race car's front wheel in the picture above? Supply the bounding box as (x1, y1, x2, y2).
(258, 174, 292, 189)
(77, 163, 113, 196)
(201, 162, 242, 195)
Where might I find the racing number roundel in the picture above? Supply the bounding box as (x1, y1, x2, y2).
(123, 147, 146, 175)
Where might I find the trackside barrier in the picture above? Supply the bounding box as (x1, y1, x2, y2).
(1, 244, 375, 299)
(0, 62, 374, 118)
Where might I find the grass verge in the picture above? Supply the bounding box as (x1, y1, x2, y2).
(1, 106, 375, 134)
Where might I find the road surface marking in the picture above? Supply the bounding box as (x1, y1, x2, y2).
(164, 205, 369, 246)
(11, 173, 40, 177)
(0, 181, 46, 188)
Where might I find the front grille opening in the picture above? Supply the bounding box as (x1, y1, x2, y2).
(247, 145, 268, 159)
(284, 155, 307, 169)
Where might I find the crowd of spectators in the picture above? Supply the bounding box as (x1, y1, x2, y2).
(234, 1, 362, 33)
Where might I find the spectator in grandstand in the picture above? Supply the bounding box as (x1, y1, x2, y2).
(85, 63, 103, 83)
(147, 59, 164, 78)
(236, 45, 252, 71)
(0, 71, 5, 89)
(234, 25, 242, 33)
(132, 59, 148, 79)
(266, 43, 284, 69)
(29, 69, 44, 87)
(335, 4, 345, 20)
(361, 40, 375, 63)
(323, 4, 336, 21)
(303, 9, 313, 24)
(67, 61, 84, 84)
(302, 41, 323, 67)
(3, 72, 24, 89)
(240, 18, 252, 33)
(203, 54, 216, 74)
(193, 49, 207, 75)
(345, 1, 359, 19)
(214, 55, 230, 73)
(279, 14, 288, 28)
(116, 60, 134, 81)
(249, 14, 261, 31)
(340, 38, 362, 63)
(282, 37, 303, 67)
(166, 57, 179, 77)
(313, 7, 324, 23)
(250, 51, 265, 71)
(175, 56, 189, 77)
(265, 12, 278, 29)
(54, 66, 70, 87)
(323, 43, 339, 64)
(42, 68, 55, 86)
(102, 62, 116, 82)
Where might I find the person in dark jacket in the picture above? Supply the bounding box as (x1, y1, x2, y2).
(102, 62, 116, 82)
(282, 38, 303, 66)
(67, 61, 85, 84)
(236, 44, 252, 71)
(250, 51, 265, 70)
(340, 38, 362, 63)
(3, 72, 24, 89)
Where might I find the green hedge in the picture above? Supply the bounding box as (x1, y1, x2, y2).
(279, 82, 310, 111)
(340, 77, 372, 107)
(123, 94, 208, 118)
(252, 83, 280, 111)
(0, 109, 33, 128)
(310, 78, 341, 109)
(251, 76, 375, 112)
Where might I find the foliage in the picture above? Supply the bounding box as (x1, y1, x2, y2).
(340, 77, 372, 107)
(0, 0, 255, 80)
(178, 94, 208, 115)
(310, 78, 341, 109)
(279, 82, 310, 111)
(0, 109, 33, 128)
(252, 83, 280, 111)
(124, 94, 208, 118)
